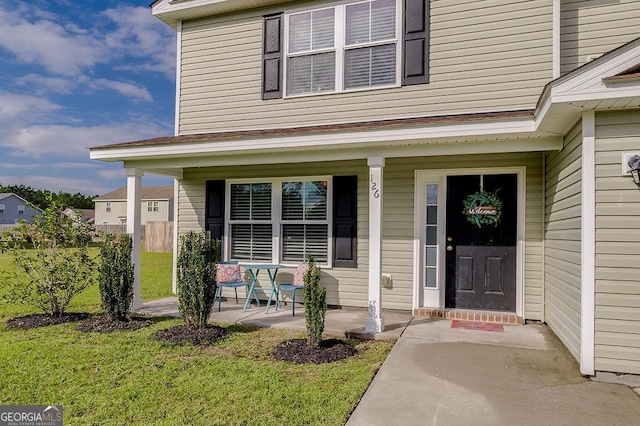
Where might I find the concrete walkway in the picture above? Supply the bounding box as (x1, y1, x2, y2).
(348, 317, 640, 426)
(137, 298, 640, 425)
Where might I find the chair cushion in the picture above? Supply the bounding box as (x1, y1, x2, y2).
(292, 263, 309, 287)
(216, 263, 242, 283)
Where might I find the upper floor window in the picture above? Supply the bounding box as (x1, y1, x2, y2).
(18, 205, 25, 215)
(105, 202, 111, 212)
(147, 201, 159, 212)
(0, 204, 4, 214)
(285, 0, 399, 96)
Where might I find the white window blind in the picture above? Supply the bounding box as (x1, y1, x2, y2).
(229, 183, 273, 261)
(281, 181, 328, 262)
(286, 0, 398, 96)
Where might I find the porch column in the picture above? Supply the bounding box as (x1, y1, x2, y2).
(126, 167, 144, 309)
(366, 156, 385, 333)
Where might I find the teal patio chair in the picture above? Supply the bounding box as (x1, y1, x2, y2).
(277, 263, 308, 316)
(214, 261, 248, 311)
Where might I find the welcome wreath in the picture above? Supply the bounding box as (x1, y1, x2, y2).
(462, 189, 502, 228)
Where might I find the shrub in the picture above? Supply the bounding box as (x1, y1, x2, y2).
(303, 257, 326, 346)
(177, 231, 219, 329)
(2, 198, 96, 316)
(98, 233, 134, 321)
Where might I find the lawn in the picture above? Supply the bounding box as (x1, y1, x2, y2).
(0, 251, 393, 425)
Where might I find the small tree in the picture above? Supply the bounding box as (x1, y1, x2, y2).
(303, 256, 327, 346)
(98, 233, 134, 321)
(2, 198, 96, 316)
(177, 231, 219, 329)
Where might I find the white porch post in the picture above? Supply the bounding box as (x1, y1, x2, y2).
(126, 167, 144, 309)
(366, 156, 385, 333)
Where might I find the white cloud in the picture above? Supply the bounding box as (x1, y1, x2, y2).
(93, 79, 153, 102)
(15, 74, 76, 95)
(0, 93, 61, 119)
(0, 8, 106, 76)
(103, 5, 176, 78)
(0, 174, 112, 195)
(97, 169, 126, 180)
(0, 122, 170, 158)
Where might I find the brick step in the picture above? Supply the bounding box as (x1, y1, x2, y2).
(413, 308, 524, 325)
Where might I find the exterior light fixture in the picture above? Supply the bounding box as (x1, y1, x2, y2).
(628, 154, 640, 187)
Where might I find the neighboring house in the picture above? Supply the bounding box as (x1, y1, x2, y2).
(90, 1, 640, 376)
(62, 208, 95, 223)
(93, 186, 174, 225)
(0, 193, 41, 224)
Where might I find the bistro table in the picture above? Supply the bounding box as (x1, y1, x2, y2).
(242, 264, 284, 313)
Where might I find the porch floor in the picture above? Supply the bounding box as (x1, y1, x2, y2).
(134, 297, 413, 340)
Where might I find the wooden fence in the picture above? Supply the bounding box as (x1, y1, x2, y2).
(0, 224, 15, 238)
(144, 221, 173, 253)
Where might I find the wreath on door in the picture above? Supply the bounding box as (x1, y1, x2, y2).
(462, 189, 502, 228)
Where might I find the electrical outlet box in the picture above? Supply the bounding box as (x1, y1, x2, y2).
(622, 152, 640, 175)
(381, 274, 393, 289)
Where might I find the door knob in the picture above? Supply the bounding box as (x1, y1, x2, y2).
(446, 245, 453, 251)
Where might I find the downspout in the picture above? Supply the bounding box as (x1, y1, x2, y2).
(540, 152, 546, 323)
(172, 20, 183, 294)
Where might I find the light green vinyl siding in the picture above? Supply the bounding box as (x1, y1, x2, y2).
(177, 152, 544, 315)
(594, 110, 640, 375)
(560, 0, 640, 75)
(178, 0, 552, 134)
(544, 121, 582, 360)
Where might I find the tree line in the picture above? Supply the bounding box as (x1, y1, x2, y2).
(0, 184, 97, 210)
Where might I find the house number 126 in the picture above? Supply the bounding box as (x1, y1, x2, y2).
(370, 174, 380, 199)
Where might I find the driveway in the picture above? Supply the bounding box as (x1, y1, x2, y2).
(347, 318, 640, 425)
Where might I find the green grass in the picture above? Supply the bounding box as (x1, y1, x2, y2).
(0, 251, 394, 425)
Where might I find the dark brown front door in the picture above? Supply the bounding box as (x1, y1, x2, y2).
(445, 174, 517, 311)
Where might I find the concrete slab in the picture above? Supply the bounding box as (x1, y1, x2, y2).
(347, 318, 640, 426)
(135, 297, 411, 340)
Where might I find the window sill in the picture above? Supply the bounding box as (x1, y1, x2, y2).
(283, 82, 401, 100)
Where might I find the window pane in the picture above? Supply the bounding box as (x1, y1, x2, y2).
(231, 183, 271, 220)
(282, 224, 328, 262)
(231, 224, 272, 261)
(282, 182, 304, 220)
(426, 184, 438, 204)
(282, 181, 327, 220)
(426, 226, 437, 245)
(288, 52, 335, 94)
(345, 44, 395, 89)
(425, 267, 437, 288)
(426, 247, 437, 267)
(346, 2, 370, 45)
(289, 12, 311, 53)
(312, 9, 334, 49)
(426, 206, 437, 225)
(371, 0, 395, 41)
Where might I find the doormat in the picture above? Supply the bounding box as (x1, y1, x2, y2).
(451, 320, 504, 332)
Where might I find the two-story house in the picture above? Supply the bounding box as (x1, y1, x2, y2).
(90, 0, 640, 377)
(93, 186, 174, 225)
(0, 193, 41, 224)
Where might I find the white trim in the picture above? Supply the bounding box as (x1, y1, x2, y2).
(91, 119, 549, 162)
(224, 176, 333, 267)
(552, 0, 560, 79)
(126, 167, 144, 309)
(174, 20, 182, 136)
(172, 179, 179, 294)
(540, 152, 546, 322)
(366, 155, 384, 332)
(413, 167, 526, 318)
(580, 111, 596, 376)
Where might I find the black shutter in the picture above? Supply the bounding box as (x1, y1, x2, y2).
(333, 175, 357, 268)
(205, 180, 225, 241)
(402, 0, 430, 85)
(262, 13, 283, 100)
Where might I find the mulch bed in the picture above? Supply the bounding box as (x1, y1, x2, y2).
(6, 313, 90, 330)
(154, 325, 228, 346)
(76, 316, 154, 333)
(273, 338, 357, 364)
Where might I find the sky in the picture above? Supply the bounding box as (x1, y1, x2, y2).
(0, 0, 176, 197)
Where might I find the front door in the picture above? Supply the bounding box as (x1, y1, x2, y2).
(445, 174, 517, 311)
